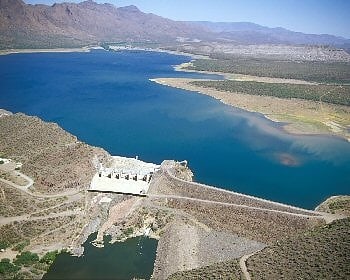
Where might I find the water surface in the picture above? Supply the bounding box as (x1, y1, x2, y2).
(43, 233, 157, 280)
(0, 50, 349, 209)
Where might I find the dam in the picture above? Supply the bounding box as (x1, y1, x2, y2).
(89, 156, 160, 196)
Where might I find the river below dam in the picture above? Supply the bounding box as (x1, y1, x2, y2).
(42, 233, 158, 280)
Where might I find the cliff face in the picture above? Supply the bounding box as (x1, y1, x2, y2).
(0, 0, 207, 48)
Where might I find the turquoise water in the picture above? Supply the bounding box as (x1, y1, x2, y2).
(43, 233, 157, 279)
(0, 50, 349, 209)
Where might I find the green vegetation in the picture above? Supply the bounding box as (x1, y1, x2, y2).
(0, 250, 52, 279)
(188, 58, 350, 83)
(122, 227, 134, 236)
(247, 218, 350, 279)
(40, 250, 59, 265)
(14, 251, 39, 267)
(168, 259, 242, 280)
(0, 259, 20, 276)
(190, 80, 350, 106)
(0, 160, 4, 164)
(0, 241, 9, 250)
(12, 240, 30, 252)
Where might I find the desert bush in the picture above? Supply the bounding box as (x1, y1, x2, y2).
(188, 58, 350, 83)
(0, 258, 20, 276)
(0, 241, 9, 250)
(247, 218, 350, 279)
(40, 250, 59, 265)
(14, 251, 39, 267)
(191, 80, 350, 106)
(13, 240, 30, 252)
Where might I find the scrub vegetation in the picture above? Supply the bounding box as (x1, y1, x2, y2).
(168, 259, 242, 280)
(187, 57, 350, 84)
(247, 217, 350, 279)
(0, 250, 60, 279)
(190, 80, 350, 106)
(166, 218, 350, 280)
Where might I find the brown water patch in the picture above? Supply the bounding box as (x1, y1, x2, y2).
(276, 153, 301, 167)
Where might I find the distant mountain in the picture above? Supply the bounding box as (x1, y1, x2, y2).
(0, 0, 208, 48)
(192, 21, 350, 49)
(1, 0, 349, 50)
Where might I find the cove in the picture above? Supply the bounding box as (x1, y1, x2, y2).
(0, 50, 349, 209)
(42, 233, 158, 280)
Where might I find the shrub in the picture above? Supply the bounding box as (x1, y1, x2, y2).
(40, 250, 59, 265)
(14, 251, 39, 267)
(0, 241, 9, 250)
(123, 227, 134, 236)
(0, 258, 20, 275)
(13, 240, 30, 252)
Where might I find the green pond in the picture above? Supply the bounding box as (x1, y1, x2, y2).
(43, 233, 158, 280)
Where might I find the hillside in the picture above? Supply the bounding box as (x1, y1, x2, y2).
(192, 21, 350, 49)
(0, 0, 208, 49)
(1, 0, 350, 50)
(247, 218, 350, 279)
(168, 218, 350, 280)
(0, 112, 113, 279)
(0, 113, 109, 193)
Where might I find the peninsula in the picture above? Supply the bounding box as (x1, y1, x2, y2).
(151, 52, 350, 141)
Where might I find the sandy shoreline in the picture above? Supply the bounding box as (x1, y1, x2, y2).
(0, 45, 207, 60)
(151, 77, 350, 141)
(107, 45, 208, 59)
(0, 46, 95, 56)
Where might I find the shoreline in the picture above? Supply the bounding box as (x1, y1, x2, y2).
(150, 76, 350, 141)
(107, 45, 209, 60)
(174, 61, 318, 85)
(0, 46, 98, 56)
(0, 45, 207, 61)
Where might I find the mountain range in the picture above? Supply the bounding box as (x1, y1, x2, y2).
(193, 21, 350, 47)
(1, 0, 349, 50)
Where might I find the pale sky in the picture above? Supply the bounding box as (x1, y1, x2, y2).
(24, 0, 350, 39)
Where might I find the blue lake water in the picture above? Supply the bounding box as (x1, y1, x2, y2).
(0, 50, 349, 209)
(43, 233, 157, 279)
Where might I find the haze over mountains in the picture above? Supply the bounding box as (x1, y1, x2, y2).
(194, 21, 350, 47)
(1, 0, 349, 50)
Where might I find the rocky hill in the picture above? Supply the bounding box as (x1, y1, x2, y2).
(0, 112, 110, 193)
(1, 0, 350, 50)
(0, 0, 208, 48)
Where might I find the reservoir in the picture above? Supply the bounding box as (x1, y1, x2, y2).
(0, 50, 349, 209)
(43, 233, 158, 279)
